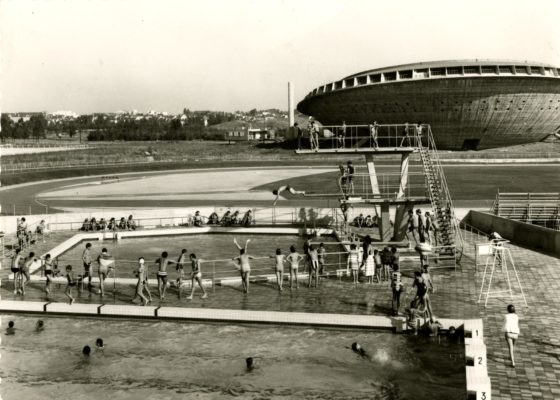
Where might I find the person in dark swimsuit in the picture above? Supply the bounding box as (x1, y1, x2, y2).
(65, 265, 76, 305)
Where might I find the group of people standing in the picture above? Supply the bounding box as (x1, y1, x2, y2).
(408, 208, 439, 246)
(293, 120, 425, 151)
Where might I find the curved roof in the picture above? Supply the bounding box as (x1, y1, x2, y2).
(302, 59, 560, 100)
(343, 59, 559, 79)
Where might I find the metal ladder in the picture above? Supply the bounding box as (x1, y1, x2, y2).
(418, 127, 463, 260)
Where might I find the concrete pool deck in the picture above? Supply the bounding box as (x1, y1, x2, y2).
(2, 228, 560, 399)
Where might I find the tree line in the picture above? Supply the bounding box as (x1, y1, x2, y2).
(0, 113, 230, 142)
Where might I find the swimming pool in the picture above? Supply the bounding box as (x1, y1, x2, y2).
(1, 314, 466, 400)
(53, 233, 344, 279)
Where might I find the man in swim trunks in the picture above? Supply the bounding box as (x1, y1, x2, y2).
(97, 248, 115, 296)
(82, 242, 93, 290)
(233, 238, 253, 294)
(11, 248, 23, 294)
(155, 251, 176, 300)
(131, 257, 149, 306)
(187, 253, 208, 300)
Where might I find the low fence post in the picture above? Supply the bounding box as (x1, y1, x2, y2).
(212, 262, 216, 293)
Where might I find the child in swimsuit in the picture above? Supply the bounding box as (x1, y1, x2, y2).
(65, 265, 76, 305)
(286, 245, 303, 289)
(347, 244, 360, 284)
(233, 238, 253, 294)
(97, 248, 115, 296)
(43, 253, 54, 294)
(186, 253, 208, 300)
(271, 248, 286, 291)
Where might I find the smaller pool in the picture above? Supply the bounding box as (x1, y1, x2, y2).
(53, 234, 344, 279)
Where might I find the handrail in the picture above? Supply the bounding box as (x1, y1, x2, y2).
(301, 123, 423, 151)
(418, 126, 464, 261)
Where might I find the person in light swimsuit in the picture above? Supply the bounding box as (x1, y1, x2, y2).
(271, 248, 286, 291)
(503, 304, 520, 367)
(131, 257, 149, 305)
(286, 245, 303, 289)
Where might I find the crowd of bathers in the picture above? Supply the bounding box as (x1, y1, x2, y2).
(80, 215, 136, 231)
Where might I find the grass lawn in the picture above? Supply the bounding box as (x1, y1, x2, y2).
(254, 164, 560, 200)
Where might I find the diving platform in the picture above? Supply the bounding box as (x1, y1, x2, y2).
(293, 122, 462, 265)
(295, 146, 417, 155)
(342, 196, 430, 205)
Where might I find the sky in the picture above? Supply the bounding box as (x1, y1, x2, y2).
(1, 0, 560, 114)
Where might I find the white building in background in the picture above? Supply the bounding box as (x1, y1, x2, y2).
(51, 110, 79, 118)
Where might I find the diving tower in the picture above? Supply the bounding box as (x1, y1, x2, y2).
(295, 122, 463, 264)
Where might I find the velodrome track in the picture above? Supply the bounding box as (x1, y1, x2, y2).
(0, 164, 558, 214)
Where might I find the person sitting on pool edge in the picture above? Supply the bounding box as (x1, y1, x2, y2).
(207, 212, 219, 225)
(193, 211, 203, 227)
(127, 215, 137, 230)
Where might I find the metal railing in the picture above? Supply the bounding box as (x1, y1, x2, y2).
(336, 170, 428, 200)
(302, 123, 424, 151)
(419, 126, 464, 261)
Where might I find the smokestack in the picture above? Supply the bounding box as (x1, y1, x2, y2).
(288, 82, 294, 127)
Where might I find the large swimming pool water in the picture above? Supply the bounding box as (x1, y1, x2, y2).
(55, 234, 345, 279)
(1, 315, 465, 400)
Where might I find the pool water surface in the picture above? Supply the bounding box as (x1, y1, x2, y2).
(1, 314, 466, 400)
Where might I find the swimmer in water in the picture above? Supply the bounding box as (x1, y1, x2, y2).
(233, 238, 254, 294)
(351, 342, 368, 358)
(82, 345, 91, 358)
(245, 357, 255, 372)
(35, 320, 44, 332)
(96, 338, 105, 353)
(6, 321, 16, 335)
